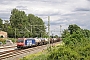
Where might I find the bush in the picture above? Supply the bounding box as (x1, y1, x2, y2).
(0, 38, 6, 44)
(8, 38, 17, 43)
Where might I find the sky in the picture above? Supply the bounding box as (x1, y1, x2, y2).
(0, 0, 90, 36)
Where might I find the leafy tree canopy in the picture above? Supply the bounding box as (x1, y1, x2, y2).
(1, 8, 47, 38)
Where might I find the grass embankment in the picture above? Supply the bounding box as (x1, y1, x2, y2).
(20, 42, 64, 60)
(20, 50, 48, 60)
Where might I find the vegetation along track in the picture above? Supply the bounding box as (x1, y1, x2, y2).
(0, 42, 61, 60)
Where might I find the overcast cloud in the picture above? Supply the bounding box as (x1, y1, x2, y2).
(0, 0, 90, 36)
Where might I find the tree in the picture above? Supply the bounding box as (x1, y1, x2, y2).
(9, 8, 28, 38)
(27, 14, 46, 38)
(62, 29, 70, 38)
(10, 8, 27, 29)
(47, 24, 90, 60)
(0, 18, 3, 30)
(68, 24, 80, 34)
(9, 8, 46, 38)
(2, 20, 10, 32)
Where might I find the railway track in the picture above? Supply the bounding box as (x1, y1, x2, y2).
(0, 45, 17, 53)
(0, 45, 16, 49)
(0, 42, 61, 60)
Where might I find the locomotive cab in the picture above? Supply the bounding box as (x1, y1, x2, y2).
(17, 38, 24, 48)
(17, 38, 36, 48)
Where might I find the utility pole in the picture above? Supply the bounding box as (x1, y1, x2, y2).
(60, 25, 62, 37)
(48, 16, 50, 48)
(15, 28, 16, 42)
(31, 25, 32, 34)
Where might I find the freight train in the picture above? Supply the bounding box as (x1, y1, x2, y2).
(17, 38, 61, 49)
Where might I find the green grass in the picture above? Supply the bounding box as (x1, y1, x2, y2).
(20, 50, 48, 60)
(20, 42, 63, 60)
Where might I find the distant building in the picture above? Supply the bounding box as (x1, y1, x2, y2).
(0, 31, 7, 38)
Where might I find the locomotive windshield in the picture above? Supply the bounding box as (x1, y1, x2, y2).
(17, 39, 24, 43)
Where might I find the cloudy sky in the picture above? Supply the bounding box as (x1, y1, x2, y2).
(0, 0, 90, 36)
